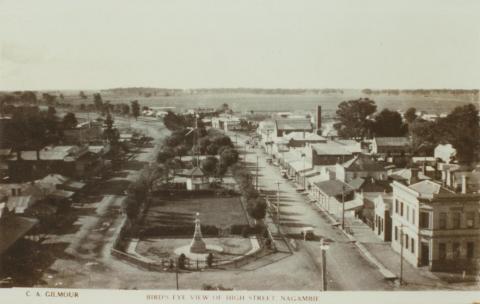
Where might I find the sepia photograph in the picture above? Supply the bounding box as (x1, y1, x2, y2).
(0, 1, 479, 303)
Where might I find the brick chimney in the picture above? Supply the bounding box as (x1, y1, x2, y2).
(410, 167, 420, 184)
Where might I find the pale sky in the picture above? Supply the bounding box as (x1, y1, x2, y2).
(0, 0, 479, 90)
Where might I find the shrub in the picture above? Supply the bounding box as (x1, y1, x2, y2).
(207, 253, 214, 267)
(178, 254, 186, 269)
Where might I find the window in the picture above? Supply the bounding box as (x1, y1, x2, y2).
(405, 235, 409, 249)
(394, 226, 398, 241)
(400, 203, 404, 216)
(412, 208, 416, 225)
(411, 238, 415, 253)
(439, 243, 447, 260)
(406, 206, 410, 221)
(439, 212, 447, 229)
(466, 212, 475, 228)
(453, 242, 461, 259)
(395, 200, 399, 213)
(420, 212, 430, 228)
(467, 242, 475, 259)
(452, 212, 461, 229)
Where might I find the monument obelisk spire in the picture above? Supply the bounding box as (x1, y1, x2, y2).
(190, 212, 207, 253)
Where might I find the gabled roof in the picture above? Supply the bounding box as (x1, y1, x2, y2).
(285, 132, 326, 142)
(312, 143, 352, 156)
(185, 167, 205, 177)
(374, 137, 410, 147)
(342, 154, 386, 172)
(314, 179, 353, 197)
(359, 177, 392, 193)
(275, 119, 312, 131)
(348, 177, 365, 190)
(8, 145, 86, 161)
(409, 180, 451, 197)
(0, 216, 38, 255)
(389, 168, 431, 182)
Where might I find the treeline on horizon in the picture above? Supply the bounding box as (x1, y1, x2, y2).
(361, 88, 479, 96)
(101, 87, 345, 96)
(2, 88, 478, 98)
(99, 87, 479, 97)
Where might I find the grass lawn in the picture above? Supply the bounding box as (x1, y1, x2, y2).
(142, 195, 248, 230)
(135, 237, 252, 262)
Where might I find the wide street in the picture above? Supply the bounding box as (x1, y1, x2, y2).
(230, 131, 394, 291)
(27, 117, 325, 290)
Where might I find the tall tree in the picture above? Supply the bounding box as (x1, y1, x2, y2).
(79, 91, 88, 99)
(372, 109, 408, 137)
(442, 104, 480, 164)
(93, 93, 103, 113)
(103, 112, 119, 146)
(334, 98, 377, 139)
(404, 107, 418, 124)
(122, 104, 130, 116)
(138, 164, 167, 200)
(156, 149, 174, 164)
(21, 91, 37, 104)
(201, 156, 218, 176)
(219, 148, 239, 167)
(163, 111, 185, 131)
(62, 112, 78, 129)
(131, 100, 140, 120)
(42, 93, 57, 106)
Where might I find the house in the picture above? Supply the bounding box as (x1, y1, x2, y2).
(336, 154, 387, 183)
(0, 183, 45, 214)
(371, 137, 411, 157)
(388, 167, 431, 185)
(284, 132, 327, 147)
(285, 154, 313, 188)
(211, 115, 241, 132)
(391, 179, 480, 272)
(184, 167, 209, 191)
(35, 173, 86, 193)
(274, 118, 313, 138)
(349, 177, 393, 227)
(311, 142, 355, 166)
(7, 145, 102, 181)
(333, 139, 363, 154)
(312, 179, 357, 217)
(373, 193, 393, 242)
(434, 144, 457, 163)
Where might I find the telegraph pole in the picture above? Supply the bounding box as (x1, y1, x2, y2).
(275, 181, 281, 223)
(256, 155, 259, 190)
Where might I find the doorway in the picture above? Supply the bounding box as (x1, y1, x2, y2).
(420, 243, 429, 266)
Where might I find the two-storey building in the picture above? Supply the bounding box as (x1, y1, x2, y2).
(391, 179, 480, 272)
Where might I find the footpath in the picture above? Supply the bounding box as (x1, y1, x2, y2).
(310, 201, 479, 290)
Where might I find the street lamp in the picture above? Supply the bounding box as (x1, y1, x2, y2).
(320, 238, 330, 291)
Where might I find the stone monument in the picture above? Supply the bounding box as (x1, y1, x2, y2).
(189, 212, 207, 253)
